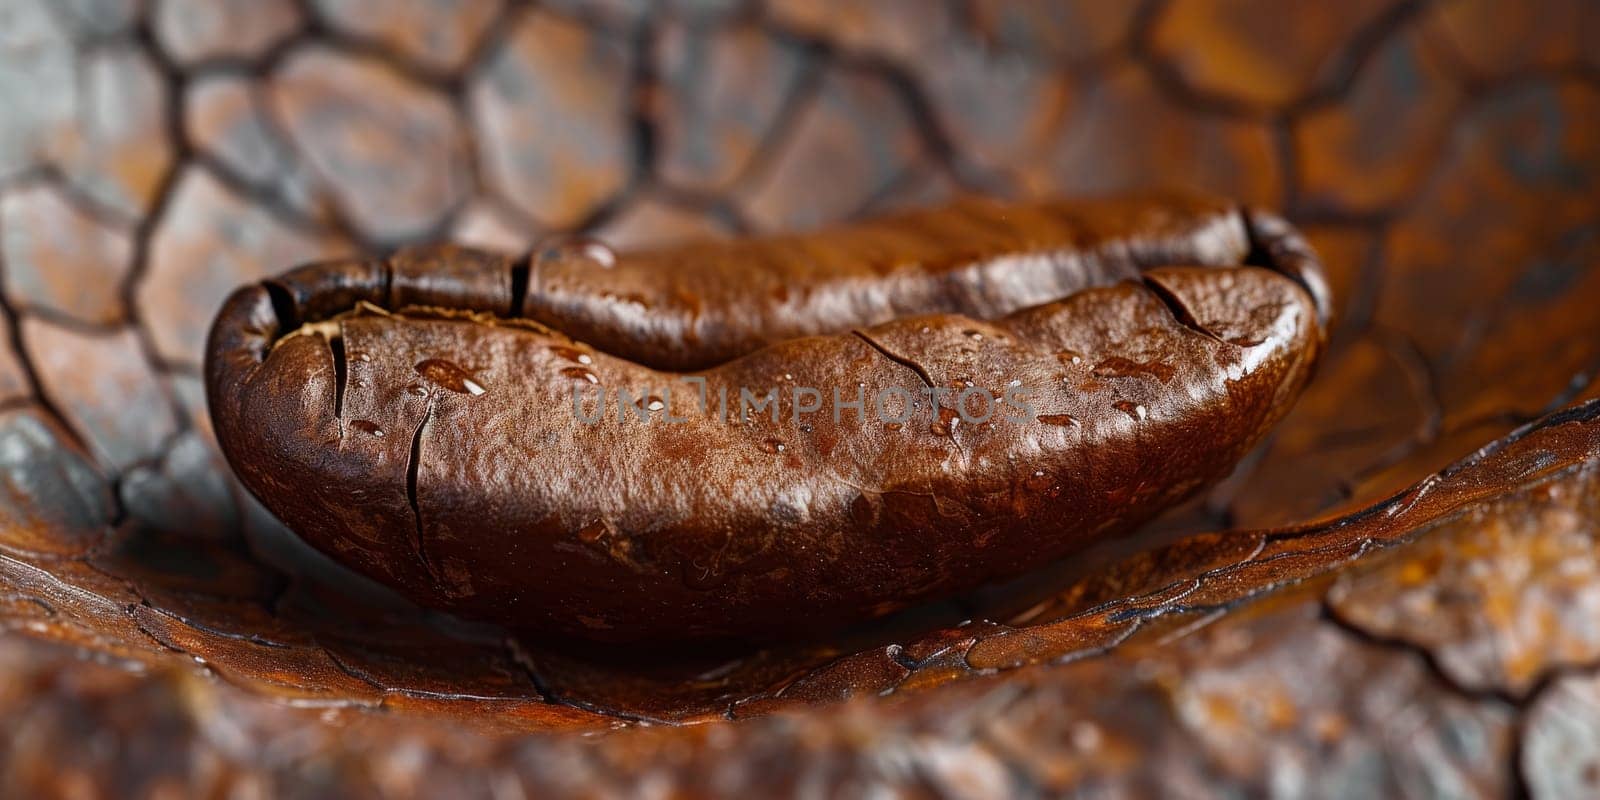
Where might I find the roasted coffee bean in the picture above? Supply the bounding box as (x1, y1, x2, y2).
(205, 194, 1329, 643)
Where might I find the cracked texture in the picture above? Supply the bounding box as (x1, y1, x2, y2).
(0, 0, 1596, 796)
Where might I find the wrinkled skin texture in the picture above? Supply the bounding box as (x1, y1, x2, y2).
(205, 197, 1327, 641)
(0, 0, 1597, 796)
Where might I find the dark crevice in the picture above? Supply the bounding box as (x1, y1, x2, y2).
(1268, 399, 1600, 543)
(0, 251, 95, 457)
(190, 152, 356, 243)
(242, 41, 398, 253)
(461, 2, 528, 80)
(321, 648, 394, 694)
(328, 327, 348, 419)
(848, 164, 941, 220)
(1509, 710, 1535, 800)
(503, 638, 558, 704)
(646, 182, 757, 234)
(105, 473, 134, 531)
(1440, 358, 1600, 436)
(431, 5, 525, 245)
(503, 638, 671, 723)
(758, 17, 996, 189)
(1239, 210, 1278, 268)
(1436, 399, 1600, 487)
(525, 8, 663, 237)
(152, 601, 297, 651)
(1128, 0, 1262, 120)
(570, 193, 631, 236)
(381, 260, 396, 309)
(1349, 330, 1443, 485)
(1241, 208, 1332, 326)
(1330, 221, 1390, 347)
(840, 55, 962, 179)
(1504, 654, 1600, 800)
(96, 15, 197, 446)
(625, 20, 660, 193)
(406, 399, 438, 581)
(972, 696, 1057, 797)
(1319, 602, 1523, 707)
(294, 8, 463, 93)
(852, 329, 935, 388)
(508, 255, 532, 318)
(10, 164, 141, 230)
(1270, 114, 1301, 213)
(262, 280, 301, 338)
(1132, 0, 1430, 120)
(0, 304, 129, 337)
(1140, 275, 1228, 344)
(1285, 0, 1432, 115)
(718, 35, 828, 192)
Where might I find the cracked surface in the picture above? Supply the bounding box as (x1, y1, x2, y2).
(0, 0, 1597, 795)
(205, 209, 1325, 642)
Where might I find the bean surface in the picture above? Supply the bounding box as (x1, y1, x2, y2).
(206, 194, 1329, 643)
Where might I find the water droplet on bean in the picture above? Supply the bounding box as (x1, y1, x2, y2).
(349, 420, 384, 437)
(1093, 356, 1175, 382)
(414, 359, 487, 395)
(560, 366, 599, 384)
(549, 345, 594, 366)
(1023, 469, 1054, 493)
(534, 235, 617, 275)
(1113, 401, 1147, 421)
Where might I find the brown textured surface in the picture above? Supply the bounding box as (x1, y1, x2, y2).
(204, 199, 1325, 643)
(0, 0, 1596, 796)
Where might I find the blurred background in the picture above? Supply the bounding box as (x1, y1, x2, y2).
(3, 0, 1596, 450)
(0, 0, 1596, 796)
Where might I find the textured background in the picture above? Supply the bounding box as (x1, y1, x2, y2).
(0, 0, 1598, 796)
